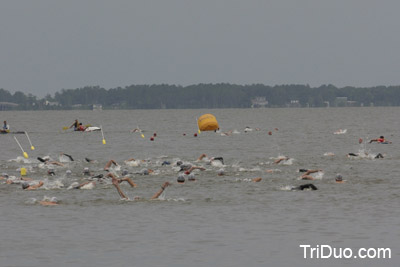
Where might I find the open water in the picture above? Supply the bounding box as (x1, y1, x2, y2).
(0, 108, 399, 267)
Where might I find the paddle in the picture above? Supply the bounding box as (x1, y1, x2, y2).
(63, 124, 91, 130)
(25, 131, 35, 150)
(100, 125, 106, 144)
(14, 136, 28, 159)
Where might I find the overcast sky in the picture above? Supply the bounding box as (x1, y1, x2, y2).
(1, 0, 400, 97)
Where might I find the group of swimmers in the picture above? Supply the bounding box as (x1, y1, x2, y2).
(1, 118, 393, 204)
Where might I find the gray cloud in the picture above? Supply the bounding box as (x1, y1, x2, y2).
(1, 0, 400, 97)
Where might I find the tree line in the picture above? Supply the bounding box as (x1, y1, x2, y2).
(1, 84, 400, 110)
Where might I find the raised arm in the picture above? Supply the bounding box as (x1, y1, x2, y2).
(151, 182, 171, 200)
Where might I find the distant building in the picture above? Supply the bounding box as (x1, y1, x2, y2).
(251, 97, 268, 108)
(287, 100, 300, 108)
(92, 104, 103, 110)
(45, 100, 60, 107)
(335, 97, 348, 107)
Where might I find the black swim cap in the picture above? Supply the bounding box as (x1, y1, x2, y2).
(22, 182, 29, 190)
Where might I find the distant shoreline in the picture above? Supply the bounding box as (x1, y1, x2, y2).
(2, 84, 400, 110)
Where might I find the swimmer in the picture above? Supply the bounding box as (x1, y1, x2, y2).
(85, 157, 97, 163)
(301, 169, 322, 180)
(197, 153, 224, 165)
(107, 173, 137, 188)
(60, 153, 74, 161)
(130, 128, 141, 133)
(369, 136, 391, 144)
(335, 174, 345, 183)
(347, 152, 384, 159)
(22, 181, 44, 190)
(6, 176, 33, 184)
(37, 157, 64, 166)
(220, 130, 233, 136)
(244, 126, 253, 133)
(90, 173, 104, 179)
(0, 173, 9, 180)
(161, 161, 171, 166)
(108, 173, 137, 199)
(135, 168, 154, 175)
(217, 169, 225, 176)
(104, 159, 119, 171)
(274, 156, 290, 164)
(72, 181, 96, 189)
(47, 169, 56, 176)
(150, 182, 171, 200)
(237, 177, 262, 182)
(83, 167, 92, 176)
(187, 173, 196, 182)
(292, 184, 318, 191)
(40, 200, 59, 206)
(177, 173, 186, 184)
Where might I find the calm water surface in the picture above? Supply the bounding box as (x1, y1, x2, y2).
(0, 108, 399, 267)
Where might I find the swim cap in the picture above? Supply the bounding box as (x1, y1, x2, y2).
(188, 173, 195, 181)
(162, 161, 171, 166)
(217, 169, 225, 176)
(66, 170, 72, 176)
(1, 172, 8, 178)
(176, 161, 183, 166)
(335, 174, 343, 181)
(184, 171, 190, 175)
(83, 167, 90, 175)
(48, 169, 55, 176)
(21, 182, 29, 189)
(141, 169, 149, 175)
(177, 174, 185, 183)
(122, 170, 129, 176)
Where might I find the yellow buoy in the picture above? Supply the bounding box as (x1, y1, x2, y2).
(20, 167, 27, 176)
(197, 114, 219, 131)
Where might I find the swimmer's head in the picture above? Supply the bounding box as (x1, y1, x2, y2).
(380, 136, 384, 139)
(162, 161, 171, 166)
(48, 169, 55, 176)
(141, 169, 149, 175)
(188, 173, 195, 181)
(335, 174, 343, 181)
(122, 170, 129, 176)
(184, 170, 190, 175)
(66, 170, 72, 176)
(1, 172, 8, 178)
(176, 161, 183, 166)
(83, 167, 90, 175)
(21, 182, 29, 190)
(177, 174, 185, 183)
(217, 169, 225, 176)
